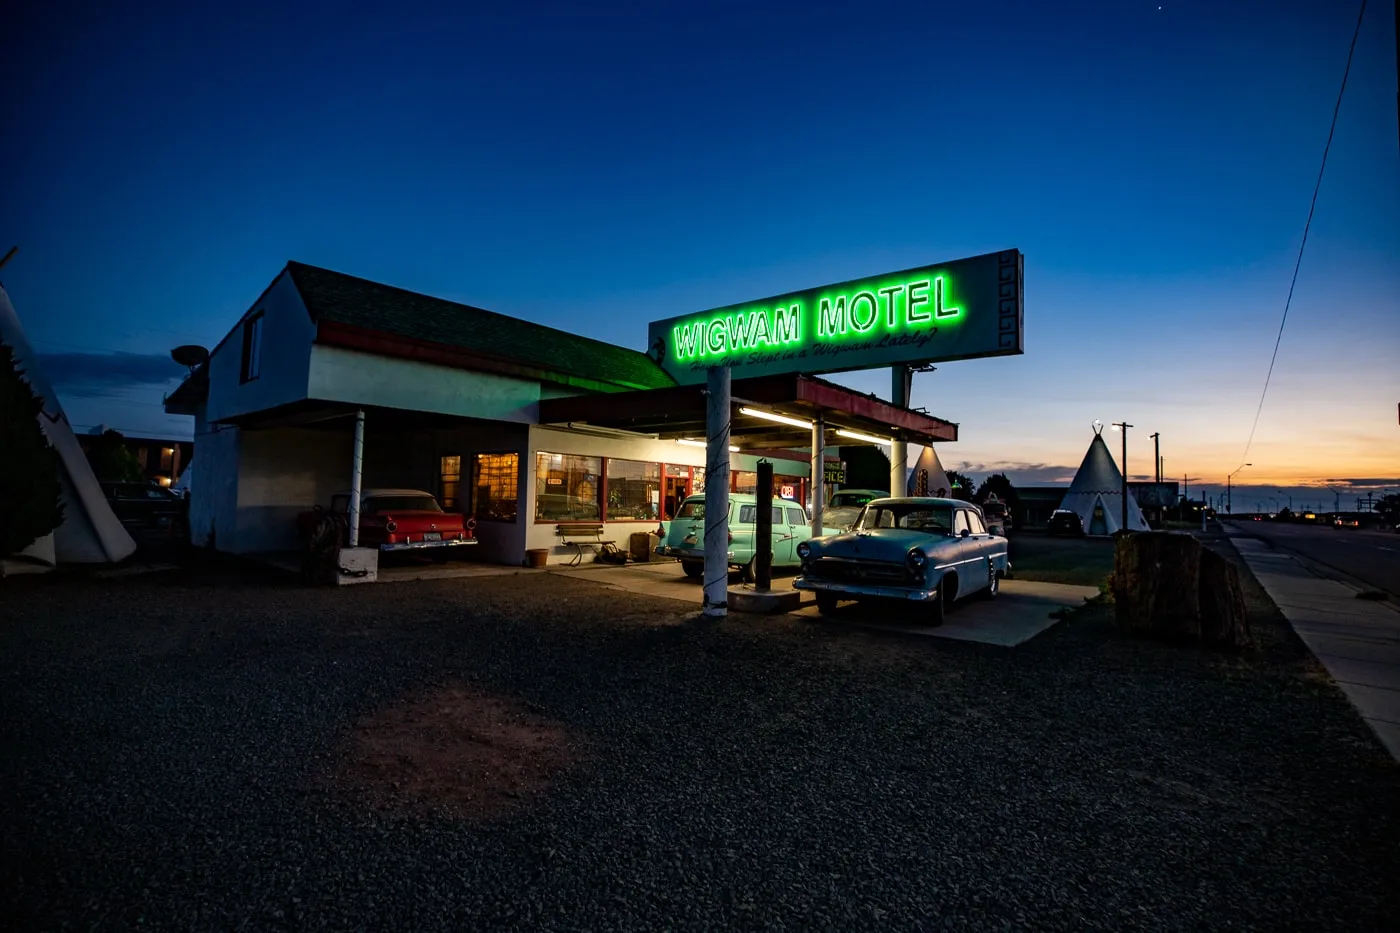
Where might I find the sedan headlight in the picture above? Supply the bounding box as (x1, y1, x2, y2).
(907, 549, 927, 569)
(796, 541, 812, 559)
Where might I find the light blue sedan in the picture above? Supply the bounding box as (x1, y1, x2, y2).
(793, 497, 1010, 626)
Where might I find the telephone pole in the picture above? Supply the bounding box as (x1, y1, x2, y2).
(1112, 422, 1133, 532)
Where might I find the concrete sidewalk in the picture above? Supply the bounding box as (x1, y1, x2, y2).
(552, 559, 1096, 647)
(1229, 534, 1400, 762)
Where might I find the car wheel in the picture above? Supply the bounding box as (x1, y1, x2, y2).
(815, 591, 838, 615)
(681, 560, 703, 580)
(982, 563, 1000, 599)
(739, 559, 756, 584)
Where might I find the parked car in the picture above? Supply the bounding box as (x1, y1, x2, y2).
(656, 493, 842, 581)
(1047, 509, 1085, 537)
(793, 497, 1010, 626)
(100, 481, 188, 529)
(823, 488, 887, 533)
(297, 488, 477, 557)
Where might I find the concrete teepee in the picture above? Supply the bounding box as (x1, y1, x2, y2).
(1058, 431, 1150, 535)
(906, 444, 952, 496)
(1, 283, 136, 572)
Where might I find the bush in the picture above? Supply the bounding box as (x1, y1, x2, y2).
(0, 339, 64, 556)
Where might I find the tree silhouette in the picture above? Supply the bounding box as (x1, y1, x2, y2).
(0, 339, 64, 556)
(943, 470, 976, 502)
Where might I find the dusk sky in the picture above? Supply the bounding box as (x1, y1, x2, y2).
(2, 0, 1396, 511)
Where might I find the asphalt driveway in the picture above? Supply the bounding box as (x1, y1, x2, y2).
(2, 554, 1398, 931)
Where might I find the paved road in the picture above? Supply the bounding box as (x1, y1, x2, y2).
(1223, 519, 1400, 599)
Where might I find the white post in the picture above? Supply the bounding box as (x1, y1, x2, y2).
(890, 365, 911, 495)
(703, 367, 731, 618)
(810, 413, 825, 535)
(348, 409, 365, 547)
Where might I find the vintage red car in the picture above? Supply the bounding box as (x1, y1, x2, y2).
(298, 488, 477, 555)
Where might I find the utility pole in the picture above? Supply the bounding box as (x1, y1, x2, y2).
(1150, 432, 1161, 526)
(1112, 422, 1133, 532)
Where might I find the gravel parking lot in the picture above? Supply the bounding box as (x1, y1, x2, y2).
(2, 550, 1398, 932)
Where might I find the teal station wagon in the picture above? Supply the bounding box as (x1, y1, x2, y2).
(657, 493, 841, 582)
(793, 497, 1010, 626)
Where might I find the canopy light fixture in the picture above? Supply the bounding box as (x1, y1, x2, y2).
(677, 438, 738, 452)
(738, 406, 813, 430)
(836, 429, 892, 446)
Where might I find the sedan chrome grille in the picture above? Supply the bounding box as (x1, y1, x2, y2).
(808, 557, 914, 585)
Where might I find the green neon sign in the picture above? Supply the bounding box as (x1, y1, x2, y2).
(647, 249, 1022, 385)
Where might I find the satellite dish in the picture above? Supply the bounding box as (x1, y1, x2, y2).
(171, 345, 209, 369)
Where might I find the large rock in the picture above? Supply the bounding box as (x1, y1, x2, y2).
(1112, 532, 1249, 649)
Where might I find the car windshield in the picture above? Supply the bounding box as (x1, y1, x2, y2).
(365, 495, 442, 514)
(675, 500, 705, 519)
(857, 503, 954, 533)
(830, 491, 880, 508)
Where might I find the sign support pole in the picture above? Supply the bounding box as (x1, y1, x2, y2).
(810, 413, 825, 536)
(703, 366, 731, 618)
(755, 460, 773, 591)
(890, 365, 912, 496)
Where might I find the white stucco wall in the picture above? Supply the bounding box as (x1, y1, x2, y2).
(522, 426, 707, 565)
(229, 427, 350, 554)
(308, 345, 543, 423)
(205, 272, 316, 424)
(187, 406, 240, 549)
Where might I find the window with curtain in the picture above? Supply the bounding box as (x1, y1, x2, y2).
(439, 455, 461, 509)
(535, 452, 601, 521)
(474, 453, 518, 522)
(605, 459, 660, 521)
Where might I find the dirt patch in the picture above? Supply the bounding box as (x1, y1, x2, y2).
(326, 682, 581, 820)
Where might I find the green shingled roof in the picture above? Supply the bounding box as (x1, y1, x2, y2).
(285, 262, 675, 393)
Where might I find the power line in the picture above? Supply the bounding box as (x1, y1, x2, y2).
(1241, 0, 1369, 465)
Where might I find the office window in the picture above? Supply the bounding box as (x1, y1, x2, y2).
(605, 459, 660, 521)
(473, 453, 518, 522)
(535, 452, 601, 521)
(240, 312, 264, 382)
(439, 455, 462, 509)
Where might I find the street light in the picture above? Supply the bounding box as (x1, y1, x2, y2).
(1226, 463, 1251, 515)
(1276, 489, 1292, 511)
(1111, 422, 1133, 532)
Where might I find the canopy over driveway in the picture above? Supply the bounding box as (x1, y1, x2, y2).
(537, 373, 957, 450)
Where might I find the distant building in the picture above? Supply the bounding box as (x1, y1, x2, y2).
(77, 425, 193, 488)
(1012, 487, 1068, 529)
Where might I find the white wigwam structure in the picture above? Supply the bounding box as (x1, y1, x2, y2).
(1058, 430, 1149, 535)
(0, 283, 136, 572)
(905, 443, 952, 496)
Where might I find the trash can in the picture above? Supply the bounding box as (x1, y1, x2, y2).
(525, 548, 550, 568)
(629, 532, 654, 563)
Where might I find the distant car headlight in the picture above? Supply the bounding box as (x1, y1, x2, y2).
(797, 542, 812, 559)
(907, 549, 927, 568)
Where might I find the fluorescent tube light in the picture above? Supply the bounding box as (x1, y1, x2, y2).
(836, 429, 892, 446)
(677, 438, 738, 452)
(738, 406, 814, 430)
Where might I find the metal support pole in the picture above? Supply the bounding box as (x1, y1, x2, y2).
(703, 366, 731, 618)
(755, 460, 773, 591)
(348, 409, 365, 547)
(810, 413, 825, 536)
(890, 365, 912, 496)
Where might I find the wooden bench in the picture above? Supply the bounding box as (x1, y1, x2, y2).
(555, 522, 615, 566)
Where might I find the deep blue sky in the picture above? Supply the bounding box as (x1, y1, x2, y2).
(3, 0, 1396, 503)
